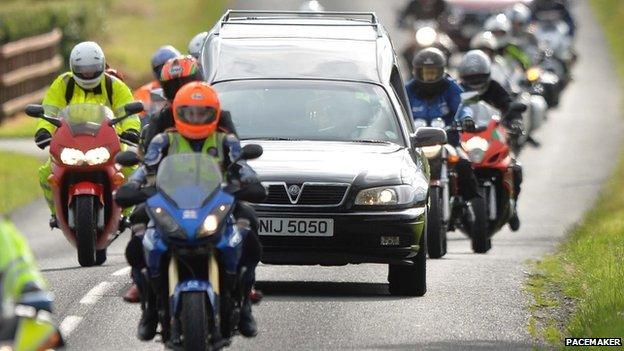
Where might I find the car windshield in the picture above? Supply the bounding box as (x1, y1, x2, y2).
(156, 154, 223, 210)
(214, 80, 404, 145)
(57, 104, 114, 136)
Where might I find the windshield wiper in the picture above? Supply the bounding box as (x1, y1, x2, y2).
(350, 139, 392, 144)
(241, 137, 303, 141)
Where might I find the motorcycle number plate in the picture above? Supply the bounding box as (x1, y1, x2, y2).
(258, 218, 334, 237)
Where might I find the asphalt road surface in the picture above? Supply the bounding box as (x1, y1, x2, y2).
(7, 0, 622, 350)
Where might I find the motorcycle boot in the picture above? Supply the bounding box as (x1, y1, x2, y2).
(238, 269, 258, 337)
(509, 161, 523, 232)
(137, 270, 158, 341)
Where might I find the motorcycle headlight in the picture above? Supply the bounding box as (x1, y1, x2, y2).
(355, 185, 425, 206)
(526, 67, 541, 82)
(414, 118, 428, 129)
(416, 27, 437, 46)
(150, 206, 183, 238)
(197, 203, 231, 238)
(430, 118, 446, 129)
(60, 148, 85, 166)
(462, 137, 489, 163)
(84, 147, 110, 165)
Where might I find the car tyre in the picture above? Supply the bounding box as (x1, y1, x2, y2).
(427, 187, 447, 259)
(388, 221, 427, 296)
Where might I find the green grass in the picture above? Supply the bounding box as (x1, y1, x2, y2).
(101, 0, 226, 87)
(0, 114, 38, 138)
(527, 1, 624, 348)
(0, 151, 42, 214)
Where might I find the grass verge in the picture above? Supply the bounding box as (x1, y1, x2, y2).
(0, 114, 37, 138)
(0, 151, 42, 215)
(527, 0, 624, 348)
(101, 0, 227, 87)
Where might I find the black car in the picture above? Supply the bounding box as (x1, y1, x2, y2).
(202, 10, 446, 296)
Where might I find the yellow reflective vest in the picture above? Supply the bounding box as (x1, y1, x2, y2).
(38, 72, 140, 134)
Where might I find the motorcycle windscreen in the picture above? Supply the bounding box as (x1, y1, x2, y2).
(58, 103, 115, 136)
(156, 154, 223, 210)
(467, 102, 500, 129)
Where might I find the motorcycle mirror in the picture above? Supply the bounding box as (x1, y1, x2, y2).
(510, 102, 528, 113)
(25, 104, 44, 117)
(411, 127, 447, 148)
(235, 183, 268, 203)
(115, 150, 141, 167)
(239, 144, 263, 161)
(25, 104, 62, 127)
(124, 101, 144, 115)
(114, 183, 149, 208)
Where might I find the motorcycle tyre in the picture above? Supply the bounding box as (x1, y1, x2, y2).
(75, 195, 97, 267)
(470, 196, 491, 254)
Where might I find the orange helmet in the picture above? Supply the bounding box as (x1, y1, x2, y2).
(160, 55, 202, 101)
(172, 81, 221, 140)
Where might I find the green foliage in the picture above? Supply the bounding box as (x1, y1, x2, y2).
(590, 0, 624, 79)
(0, 1, 106, 62)
(0, 151, 41, 215)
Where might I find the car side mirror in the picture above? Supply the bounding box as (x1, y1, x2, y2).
(115, 150, 141, 167)
(239, 144, 263, 161)
(411, 127, 447, 147)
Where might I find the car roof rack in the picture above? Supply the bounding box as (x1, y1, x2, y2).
(216, 10, 383, 37)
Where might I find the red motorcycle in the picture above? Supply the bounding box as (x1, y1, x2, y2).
(25, 102, 143, 266)
(458, 99, 524, 253)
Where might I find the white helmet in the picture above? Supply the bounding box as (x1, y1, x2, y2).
(299, 0, 325, 12)
(470, 31, 499, 52)
(70, 41, 106, 90)
(508, 3, 532, 26)
(188, 31, 208, 59)
(484, 14, 511, 48)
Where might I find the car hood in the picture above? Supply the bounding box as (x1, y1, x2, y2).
(244, 140, 426, 186)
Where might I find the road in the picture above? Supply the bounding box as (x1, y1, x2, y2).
(7, 0, 622, 350)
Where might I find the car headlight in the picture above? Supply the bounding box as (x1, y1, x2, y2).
(60, 147, 111, 166)
(197, 203, 231, 238)
(416, 27, 437, 46)
(414, 118, 428, 129)
(84, 147, 110, 165)
(422, 145, 442, 158)
(462, 137, 489, 163)
(150, 206, 183, 238)
(355, 185, 424, 206)
(60, 148, 84, 166)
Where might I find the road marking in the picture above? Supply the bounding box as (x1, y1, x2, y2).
(79, 281, 116, 305)
(112, 266, 131, 276)
(59, 315, 83, 337)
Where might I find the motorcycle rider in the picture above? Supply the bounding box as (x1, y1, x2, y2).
(507, 3, 541, 63)
(34, 41, 140, 228)
(188, 32, 208, 59)
(405, 48, 481, 202)
(124, 81, 262, 340)
(134, 45, 181, 121)
(458, 50, 523, 230)
(484, 13, 532, 70)
(398, 0, 447, 26)
(531, 0, 576, 37)
(0, 218, 63, 349)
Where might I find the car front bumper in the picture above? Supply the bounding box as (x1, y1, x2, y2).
(256, 207, 426, 266)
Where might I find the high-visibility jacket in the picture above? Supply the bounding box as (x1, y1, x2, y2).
(38, 72, 140, 134)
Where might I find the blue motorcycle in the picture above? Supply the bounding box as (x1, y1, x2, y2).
(116, 146, 264, 350)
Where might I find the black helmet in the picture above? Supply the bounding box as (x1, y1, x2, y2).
(459, 50, 492, 93)
(412, 47, 447, 84)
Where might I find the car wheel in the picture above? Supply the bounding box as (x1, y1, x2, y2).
(427, 187, 447, 259)
(388, 222, 427, 296)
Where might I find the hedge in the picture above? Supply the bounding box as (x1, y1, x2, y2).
(0, 1, 107, 63)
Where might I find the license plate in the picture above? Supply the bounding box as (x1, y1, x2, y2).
(258, 218, 334, 237)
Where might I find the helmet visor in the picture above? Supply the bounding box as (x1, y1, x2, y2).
(464, 74, 490, 91)
(176, 106, 217, 125)
(416, 66, 444, 83)
(73, 63, 105, 80)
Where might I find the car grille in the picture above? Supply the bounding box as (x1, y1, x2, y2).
(262, 183, 349, 206)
